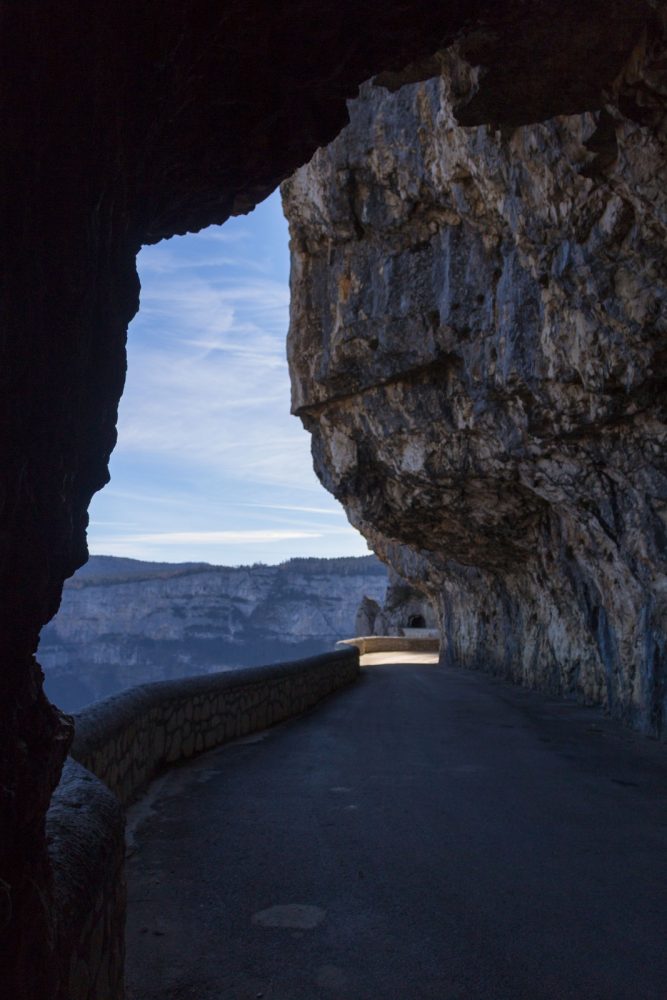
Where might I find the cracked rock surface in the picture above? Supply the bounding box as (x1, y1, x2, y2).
(283, 33, 667, 735)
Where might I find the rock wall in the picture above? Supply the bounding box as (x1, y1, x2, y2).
(46, 647, 358, 1000)
(355, 570, 437, 635)
(47, 761, 126, 1000)
(283, 28, 667, 735)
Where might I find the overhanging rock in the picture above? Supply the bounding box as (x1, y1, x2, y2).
(283, 35, 667, 735)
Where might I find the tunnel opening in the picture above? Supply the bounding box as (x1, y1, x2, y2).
(38, 189, 378, 714)
(407, 614, 426, 629)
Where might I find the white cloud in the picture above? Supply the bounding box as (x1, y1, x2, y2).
(95, 529, 322, 547)
(244, 503, 345, 516)
(116, 313, 313, 490)
(197, 226, 253, 244)
(101, 489, 200, 507)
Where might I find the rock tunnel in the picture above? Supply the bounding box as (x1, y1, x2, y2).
(1, 2, 664, 996)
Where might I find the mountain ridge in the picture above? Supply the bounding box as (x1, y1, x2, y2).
(41, 554, 388, 711)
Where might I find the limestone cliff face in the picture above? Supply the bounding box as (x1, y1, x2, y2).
(355, 569, 437, 636)
(283, 37, 667, 735)
(39, 556, 387, 711)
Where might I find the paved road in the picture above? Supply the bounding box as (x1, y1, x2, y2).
(125, 657, 667, 1000)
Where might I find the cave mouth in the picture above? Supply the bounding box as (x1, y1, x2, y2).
(85, 189, 368, 570)
(37, 189, 374, 713)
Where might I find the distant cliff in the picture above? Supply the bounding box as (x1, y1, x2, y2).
(39, 555, 387, 711)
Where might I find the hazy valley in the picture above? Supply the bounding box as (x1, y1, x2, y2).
(40, 554, 388, 711)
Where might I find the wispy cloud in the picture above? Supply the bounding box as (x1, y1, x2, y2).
(244, 503, 345, 516)
(116, 305, 312, 491)
(101, 489, 199, 507)
(95, 530, 322, 546)
(139, 252, 273, 276)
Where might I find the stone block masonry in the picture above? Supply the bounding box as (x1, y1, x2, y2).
(338, 635, 440, 655)
(46, 648, 359, 1000)
(70, 649, 359, 806)
(47, 761, 125, 1000)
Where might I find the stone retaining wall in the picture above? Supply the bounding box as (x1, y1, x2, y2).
(47, 648, 359, 1000)
(338, 635, 440, 655)
(47, 760, 126, 1000)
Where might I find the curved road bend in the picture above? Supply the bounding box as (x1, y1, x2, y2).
(125, 654, 667, 1000)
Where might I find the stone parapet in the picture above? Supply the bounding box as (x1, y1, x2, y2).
(70, 649, 359, 806)
(338, 635, 440, 655)
(47, 648, 359, 999)
(47, 760, 126, 1000)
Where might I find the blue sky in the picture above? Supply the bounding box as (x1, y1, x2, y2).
(87, 190, 369, 565)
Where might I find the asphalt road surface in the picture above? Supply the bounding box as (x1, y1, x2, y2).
(125, 656, 667, 1000)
